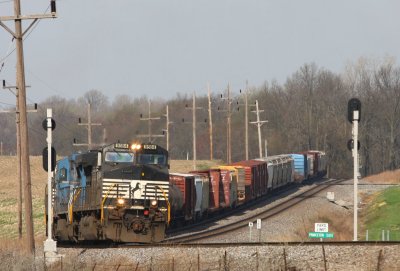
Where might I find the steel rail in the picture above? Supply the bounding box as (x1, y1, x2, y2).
(165, 178, 346, 243)
(57, 240, 400, 249)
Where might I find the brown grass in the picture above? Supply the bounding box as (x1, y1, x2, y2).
(283, 210, 354, 242)
(362, 169, 400, 184)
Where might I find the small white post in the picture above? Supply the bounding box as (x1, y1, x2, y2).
(249, 222, 253, 242)
(387, 230, 390, 241)
(382, 230, 385, 241)
(366, 230, 369, 241)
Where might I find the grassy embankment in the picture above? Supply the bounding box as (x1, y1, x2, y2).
(361, 186, 400, 241)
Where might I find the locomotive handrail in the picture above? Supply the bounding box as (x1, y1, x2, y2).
(101, 183, 117, 225)
(155, 185, 171, 225)
(68, 187, 82, 224)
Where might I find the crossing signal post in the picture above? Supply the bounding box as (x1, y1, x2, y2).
(348, 98, 361, 241)
(43, 108, 57, 255)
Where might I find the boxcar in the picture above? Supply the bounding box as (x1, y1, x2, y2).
(169, 173, 196, 221)
(193, 174, 209, 220)
(230, 160, 267, 199)
(289, 154, 307, 182)
(216, 166, 239, 208)
(217, 166, 246, 205)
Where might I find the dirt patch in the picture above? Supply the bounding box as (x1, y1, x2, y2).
(362, 169, 400, 184)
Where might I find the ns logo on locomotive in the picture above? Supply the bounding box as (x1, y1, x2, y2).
(45, 142, 170, 243)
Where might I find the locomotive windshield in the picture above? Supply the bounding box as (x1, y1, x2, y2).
(105, 151, 134, 163)
(137, 154, 166, 165)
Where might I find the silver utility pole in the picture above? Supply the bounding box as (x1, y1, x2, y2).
(353, 110, 359, 241)
(1, 0, 57, 254)
(44, 108, 57, 255)
(250, 100, 268, 158)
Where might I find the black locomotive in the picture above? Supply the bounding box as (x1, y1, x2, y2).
(46, 143, 170, 243)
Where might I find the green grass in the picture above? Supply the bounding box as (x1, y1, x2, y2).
(0, 198, 17, 208)
(0, 197, 45, 239)
(363, 187, 400, 240)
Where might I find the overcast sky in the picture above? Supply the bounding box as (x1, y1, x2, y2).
(1, 0, 400, 106)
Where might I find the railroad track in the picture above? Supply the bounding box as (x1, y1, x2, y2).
(120, 241, 400, 248)
(165, 178, 346, 243)
(58, 240, 400, 249)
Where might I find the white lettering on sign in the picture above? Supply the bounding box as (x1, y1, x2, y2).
(248, 222, 254, 228)
(315, 223, 329, 233)
(143, 144, 157, 150)
(114, 143, 129, 149)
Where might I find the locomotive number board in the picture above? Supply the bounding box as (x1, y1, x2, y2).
(143, 144, 157, 150)
(114, 143, 129, 149)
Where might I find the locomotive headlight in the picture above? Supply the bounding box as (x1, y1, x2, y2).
(130, 144, 142, 150)
(117, 198, 125, 206)
(150, 200, 158, 207)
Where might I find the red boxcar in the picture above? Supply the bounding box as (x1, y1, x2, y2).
(209, 169, 222, 211)
(169, 173, 196, 221)
(230, 160, 268, 200)
(218, 168, 237, 208)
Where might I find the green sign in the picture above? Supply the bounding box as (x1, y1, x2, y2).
(308, 232, 334, 239)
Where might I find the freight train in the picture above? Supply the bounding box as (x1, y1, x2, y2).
(168, 150, 327, 224)
(46, 144, 326, 243)
(46, 142, 170, 243)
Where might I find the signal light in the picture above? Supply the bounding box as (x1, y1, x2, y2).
(144, 210, 149, 216)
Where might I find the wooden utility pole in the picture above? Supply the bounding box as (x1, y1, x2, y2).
(163, 105, 173, 151)
(74, 103, 102, 149)
(207, 84, 213, 160)
(185, 92, 203, 170)
(244, 81, 249, 160)
(220, 84, 233, 163)
(250, 100, 268, 158)
(1, 82, 37, 242)
(1, 3, 56, 253)
(138, 100, 163, 142)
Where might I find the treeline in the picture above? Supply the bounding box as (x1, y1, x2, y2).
(1, 57, 399, 178)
